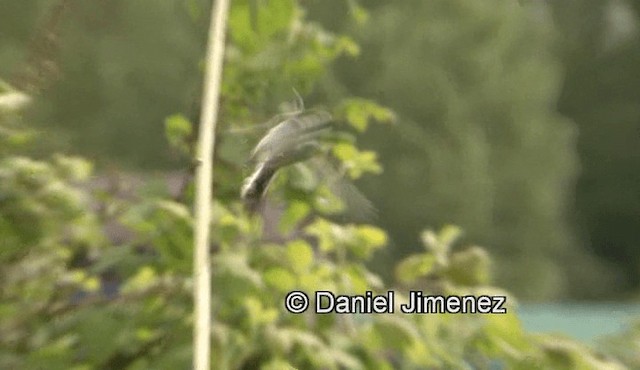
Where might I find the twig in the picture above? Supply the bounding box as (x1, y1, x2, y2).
(193, 0, 231, 369)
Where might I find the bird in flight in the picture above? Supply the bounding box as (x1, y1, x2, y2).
(240, 100, 374, 221)
(241, 109, 332, 212)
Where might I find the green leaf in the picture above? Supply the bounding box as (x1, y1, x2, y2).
(304, 218, 335, 252)
(300, 264, 337, 293)
(164, 114, 193, 155)
(335, 36, 361, 57)
(348, 225, 387, 259)
(446, 246, 491, 286)
(373, 316, 420, 352)
(420, 226, 463, 265)
(344, 265, 370, 292)
(279, 200, 310, 234)
(243, 297, 278, 327)
(395, 253, 436, 284)
(332, 143, 382, 179)
(229, 0, 295, 53)
(122, 266, 157, 293)
(337, 98, 395, 132)
(356, 225, 387, 249)
(286, 240, 314, 272)
(52, 155, 93, 181)
(123, 200, 193, 271)
(264, 267, 296, 292)
(438, 225, 463, 248)
(347, 0, 369, 26)
(213, 252, 263, 299)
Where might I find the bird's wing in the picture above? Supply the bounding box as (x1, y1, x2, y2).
(309, 158, 377, 223)
(250, 110, 332, 164)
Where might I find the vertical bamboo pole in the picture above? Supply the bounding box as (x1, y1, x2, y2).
(193, 0, 230, 369)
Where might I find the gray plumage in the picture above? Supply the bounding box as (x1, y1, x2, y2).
(241, 111, 332, 212)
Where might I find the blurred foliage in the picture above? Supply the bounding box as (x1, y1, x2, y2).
(3, 0, 638, 300)
(1, 0, 639, 368)
(0, 79, 628, 365)
(599, 319, 640, 369)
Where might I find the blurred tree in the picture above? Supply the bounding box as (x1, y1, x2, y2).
(549, 0, 640, 295)
(1, 0, 205, 168)
(311, 0, 615, 300)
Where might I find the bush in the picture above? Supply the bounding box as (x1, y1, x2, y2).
(0, 1, 633, 369)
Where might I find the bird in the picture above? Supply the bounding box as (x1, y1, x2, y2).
(240, 109, 333, 213)
(240, 87, 377, 220)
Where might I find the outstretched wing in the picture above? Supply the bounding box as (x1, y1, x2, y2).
(250, 110, 332, 167)
(309, 158, 377, 222)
